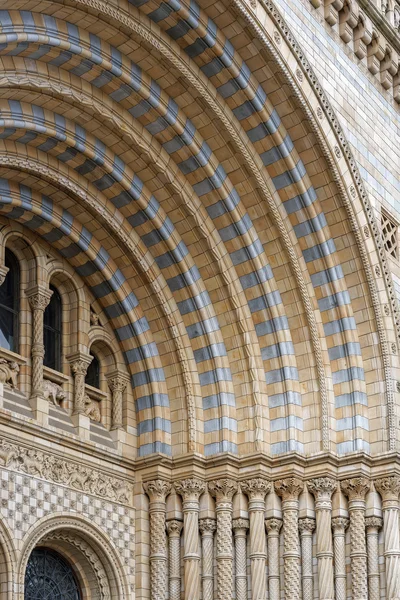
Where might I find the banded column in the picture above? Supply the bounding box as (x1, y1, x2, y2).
(365, 516, 382, 600)
(331, 517, 349, 600)
(143, 480, 171, 600)
(199, 518, 216, 600)
(298, 518, 315, 600)
(341, 477, 370, 600)
(242, 478, 271, 600)
(265, 518, 282, 600)
(69, 353, 93, 414)
(375, 476, 400, 599)
(307, 477, 337, 600)
(26, 287, 52, 399)
(166, 520, 183, 600)
(174, 478, 205, 600)
(208, 479, 238, 600)
(106, 371, 128, 429)
(232, 518, 249, 600)
(275, 478, 303, 600)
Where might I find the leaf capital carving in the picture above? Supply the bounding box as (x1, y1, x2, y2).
(241, 478, 271, 499)
(274, 477, 303, 501)
(174, 477, 206, 500)
(307, 477, 337, 499)
(143, 479, 171, 502)
(340, 477, 370, 501)
(375, 476, 400, 500)
(208, 479, 238, 502)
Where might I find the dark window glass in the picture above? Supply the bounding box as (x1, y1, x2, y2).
(25, 547, 81, 600)
(43, 285, 62, 371)
(86, 353, 100, 388)
(0, 249, 19, 352)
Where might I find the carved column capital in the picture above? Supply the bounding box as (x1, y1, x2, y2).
(274, 477, 303, 501)
(332, 517, 350, 531)
(365, 516, 383, 530)
(166, 519, 183, 536)
(174, 477, 206, 501)
(70, 358, 92, 376)
(199, 518, 216, 534)
(375, 476, 400, 502)
(208, 479, 238, 502)
(232, 518, 250, 531)
(26, 286, 53, 311)
(298, 517, 316, 533)
(265, 518, 283, 533)
(307, 477, 337, 500)
(241, 477, 271, 500)
(143, 479, 172, 503)
(341, 477, 370, 501)
(106, 373, 129, 393)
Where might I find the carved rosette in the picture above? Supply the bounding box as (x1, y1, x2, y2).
(332, 517, 349, 600)
(307, 477, 336, 600)
(341, 478, 370, 600)
(208, 479, 238, 600)
(265, 518, 282, 600)
(143, 480, 171, 600)
(242, 478, 271, 600)
(199, 518, 216, 600)
(375, 476, 400, 600)
(174, 478, 205, 600)
(298, 518, 315, 600)
(275, 478, 303, 600)
(166, 520, 183, 600)
(232, 518, 249, 600)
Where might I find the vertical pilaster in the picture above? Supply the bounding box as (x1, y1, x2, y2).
(106, 372, 128, 429)
(331, 517, 349, 600)
(26, 287, 52, 399)
(265, 518, 282, 600)
(241, 478, 271, 600)
(174, 478, 205, 600)
(274, 478, 303, 600)
(365, 516, 382, 600)
(307, 477, 336, 600)
(143, 480, 172, 600)
(341, 477, 370, 600)
(298, 518, 315, 600)
(232, 518, 249, 600)
(199, 518, 216, 600)
(208, 479, 238, 600)
(166, 520, 183, 600)
(375, 476, 400, 600)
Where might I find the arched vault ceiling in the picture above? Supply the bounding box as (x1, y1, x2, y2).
(0, 0, 395, 459)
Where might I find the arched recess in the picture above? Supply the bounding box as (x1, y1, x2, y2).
(16, 514, 130, 600)
(0, 516, 16, 600)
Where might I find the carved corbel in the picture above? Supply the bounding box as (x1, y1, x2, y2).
(354, 12, 373, 59)
(324, 0, 345, 26)
(339, 0, 360, 43)
(367, 30, 386, 75)
(380, 47, 399, 90)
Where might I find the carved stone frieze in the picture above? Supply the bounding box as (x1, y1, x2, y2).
(0, 439, 132, 504)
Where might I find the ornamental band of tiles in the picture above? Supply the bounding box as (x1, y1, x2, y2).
(0, 0, 399, 596)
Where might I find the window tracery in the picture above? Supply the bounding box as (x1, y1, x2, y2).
(24, 547, 81, 600)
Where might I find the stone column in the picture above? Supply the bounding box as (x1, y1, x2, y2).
(298, 518, 315, 600)
(241, 478, 271, 600)
(275, 478, 303, 600)
(174, 478, 205, 600)
(208, 479, 238, 600)
(143, 480, 172, 600)
(199, 518, 216, 600)
(106, 371, 128, 429)
(68, 352, 93, 414)
(341, 477, 370, 600)
(365, 516, 383, 600)
(232, 518, 249, 600)
(166, 519, 183, 600)
(265, 518, 282, 600)
(307, 477, 337, 600)
(375, 476, 400, 600)
(26, 287, 52, 399)
(331, 517, 349, 600)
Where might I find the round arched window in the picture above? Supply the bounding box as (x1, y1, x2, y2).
(24, 547, 81, 600)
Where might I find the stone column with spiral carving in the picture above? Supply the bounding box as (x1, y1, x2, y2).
(375, 476, 400, 600)
(241, 478, 271, 600)
(199, 518, 216, 600)
(298, 518, 315, 600)
(174, 478, 205, 600)
(106, 372, 128, 429)
(143, 480, 171, 600)
(365, 516, 382, 600)
(208, 479, 238, 600)
(265, 518, 282, 600)
(26, 287, 52, 399)
(331, 517, 349, 600)
(275, 478, 303, 600)
(232, 518, 249, 600)
(307, 477, 336, 600)
(69, 354, 92, 414)
(166, 520, 183, 600)
(341, 477, 370, 600)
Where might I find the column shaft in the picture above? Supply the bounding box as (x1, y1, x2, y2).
(107, 373, 128, 429)
(365, 517, 382, 600)
(144, 480, 171, 600)
(166, 520, 183, 600)
(199, 519, 216, 600)
(265, 518, 282, 600)
(27, 289, 52, 397)
(375, 477, 400, 600)
(233, 518, 249, 600)
(332, 517, 349, 600)
(299, 518, 315, 600)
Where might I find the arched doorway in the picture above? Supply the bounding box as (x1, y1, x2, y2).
(24, 547, 81, 600)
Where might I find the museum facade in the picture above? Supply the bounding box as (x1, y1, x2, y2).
(0, 0, 399, 597)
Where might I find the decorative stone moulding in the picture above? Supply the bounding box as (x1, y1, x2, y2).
(0, 438, 133, 504)
(307, 0, 400, 102)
